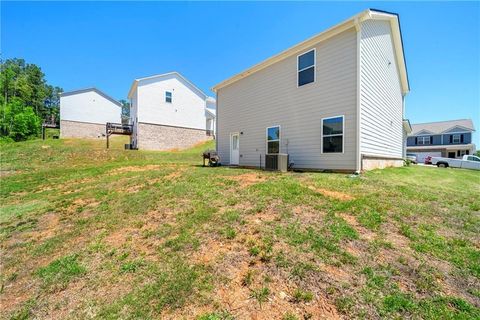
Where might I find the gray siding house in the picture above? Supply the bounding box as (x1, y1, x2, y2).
(407, 119, 476, 162)
(213, 9, 410, 172)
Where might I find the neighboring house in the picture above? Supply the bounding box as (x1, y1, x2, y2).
(128, 72, 216, 150)
(60, 88, 122, 139)
(407, 119, 476, 162)
(213, 9, 410, 172)
(205, 97, 217, 137)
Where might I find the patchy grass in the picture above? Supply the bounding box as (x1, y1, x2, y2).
(0, 137, 479, 319)
(36, 254, 86, 291)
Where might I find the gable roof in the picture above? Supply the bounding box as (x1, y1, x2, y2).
(410, 119, 475, 136)
(205, 108, 216, 118)
(127, 72, 208, 100)
(60, 88, 122, 107)
(212, 9, 409, 95)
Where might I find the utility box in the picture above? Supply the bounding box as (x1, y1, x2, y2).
(265, 153, 289, 172)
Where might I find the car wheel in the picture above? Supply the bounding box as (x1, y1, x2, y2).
(437, 163, 448, 168)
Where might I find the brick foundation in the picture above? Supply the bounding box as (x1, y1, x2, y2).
(137, 122, 212, 151)
(60, 120, 106, 139)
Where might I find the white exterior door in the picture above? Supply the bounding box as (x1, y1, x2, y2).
(230, 133, 239, 165)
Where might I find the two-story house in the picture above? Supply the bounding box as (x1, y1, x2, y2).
(60, 88, 122, 139)
(406, 119, 476, 162)
(213, 9, 410, 172)
(128, 72, 216, 150)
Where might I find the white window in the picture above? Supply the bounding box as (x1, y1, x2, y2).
(165, 91, 172, 103)
(266, 126, 280, 154)
(452, 134, 461, 144)
(417, 136, 430, 145)
(322, 116, 344, 153)
(297, 49, 315, 87)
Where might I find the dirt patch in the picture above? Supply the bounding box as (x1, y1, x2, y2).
(164, 167, 187, 181)
(104, 228, 135, 248)
(0, 170, 21, 177)
(226, 173, 267, 188)
(109, 164, 163, 174)
(175, 225, 341, 320)
(323, 264, 351, 283)
(307, 186, 354, 201)
(338, 213, 375, 241)
(64, 198, 101, 214)
(124, 184, 142, 193)
(35, 212, 60, 239)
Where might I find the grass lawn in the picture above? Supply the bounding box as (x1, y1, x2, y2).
(1, 137, 479, 319)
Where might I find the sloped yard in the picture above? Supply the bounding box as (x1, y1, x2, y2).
(1, 138, 479, 319)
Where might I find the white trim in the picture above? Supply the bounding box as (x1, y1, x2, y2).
(230, 132, 240, 165)
(212, 9, 409, 95)
(128, 71, 208, 99)
(321, 115, 345, 154)
(417, 136, 431, 145)
(355, 20, 361, 172)
(440, 125, 474, 134)
(452, 134, 461, 144)
(296, 48, 316, 88)
(442, 131, 471, 135)
(411, 131, 470, 137)
(165, 91, 172, 103)
(414, 129, 435, 135)
(266, 125, 281, 154)
(412, 133, 437, 137)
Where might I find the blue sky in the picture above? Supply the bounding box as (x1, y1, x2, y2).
(2, 1, 479, 144)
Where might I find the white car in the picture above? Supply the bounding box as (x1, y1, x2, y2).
(431, 155, 480, 170)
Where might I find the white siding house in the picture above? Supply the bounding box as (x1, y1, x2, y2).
(128, 72, 216, 150)
(60, 88, 122, 139)
(213, 9, 410, 172)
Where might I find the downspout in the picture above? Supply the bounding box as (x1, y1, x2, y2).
(402, 94, 406, 158)
(215, 91, 219, 153)
(355, 17, 362, 173)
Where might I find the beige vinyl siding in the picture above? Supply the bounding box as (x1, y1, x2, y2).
(359, 20, 404, 159)
(217, 28, 357, 170)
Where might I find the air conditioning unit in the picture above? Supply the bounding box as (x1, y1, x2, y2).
(265, 153, 289, 172)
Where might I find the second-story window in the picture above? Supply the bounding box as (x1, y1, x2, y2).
(452, 134, 461, 144)
(417, 136, 430, 145)
(165, 91, 172, 103)
(298, 49, 315, 87)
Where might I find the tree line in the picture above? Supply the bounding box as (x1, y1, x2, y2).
(0, 58, 63, 141)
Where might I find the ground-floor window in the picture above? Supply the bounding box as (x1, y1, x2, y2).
(322, 116, 344, 153)
(266, 126, 280, 154)
(458, 150, 468, 157)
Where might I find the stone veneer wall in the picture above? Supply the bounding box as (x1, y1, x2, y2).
(362, 157, 404, 171)
(60, 120, 106, 139)
(137, 122, 212, 151)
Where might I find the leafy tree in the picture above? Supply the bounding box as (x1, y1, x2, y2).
(120, 99, 130, 124)
(0, 98, 41, 140)
(0, 58, 62, 140)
